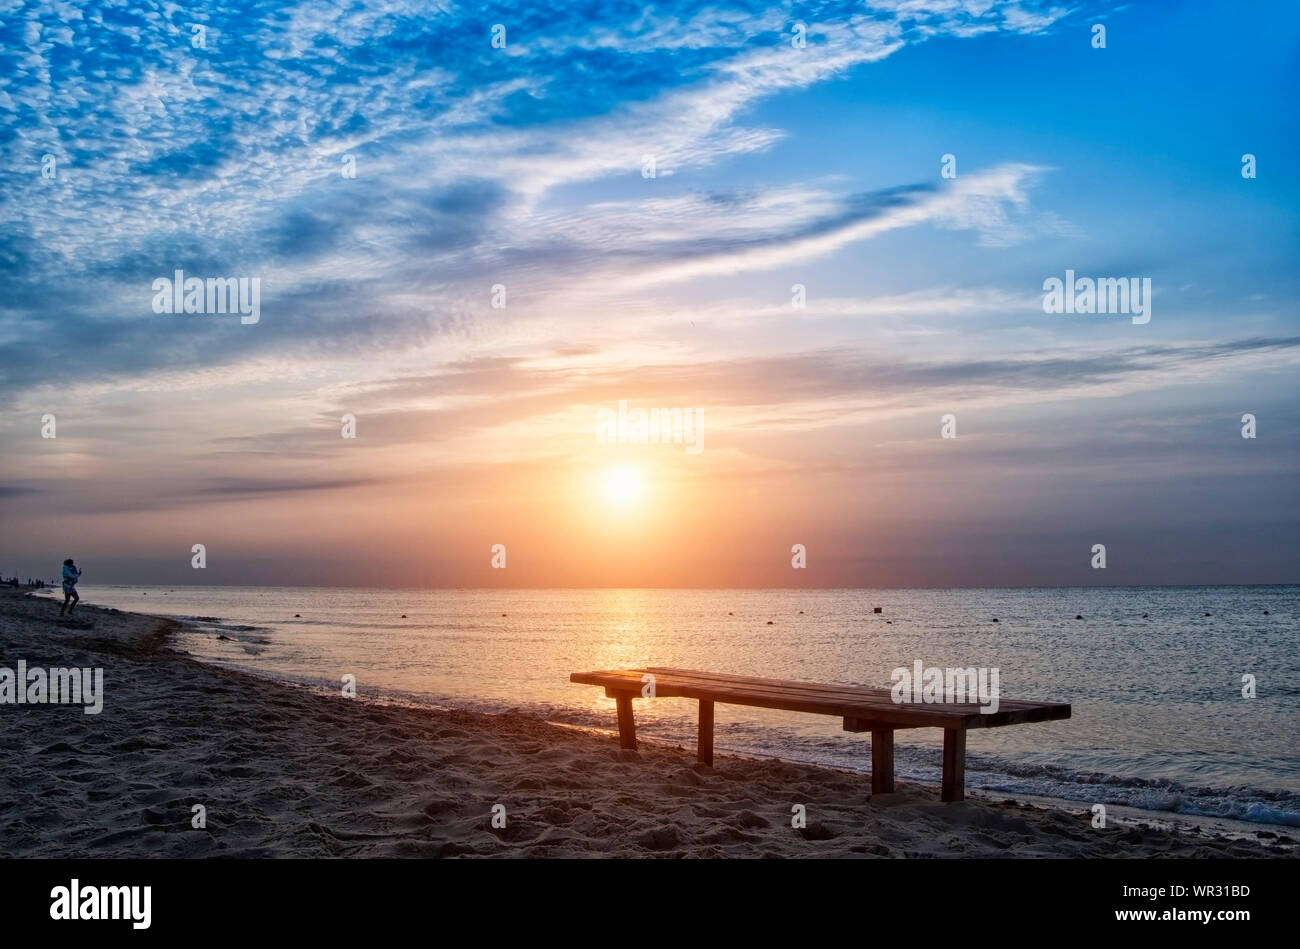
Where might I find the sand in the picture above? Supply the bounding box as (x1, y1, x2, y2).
(0, 588, 1292, 858)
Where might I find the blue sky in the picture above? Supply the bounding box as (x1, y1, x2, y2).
(0, 0, 1297, 586)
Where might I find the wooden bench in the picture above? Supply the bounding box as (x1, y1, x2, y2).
(570, 667, 1070, 802)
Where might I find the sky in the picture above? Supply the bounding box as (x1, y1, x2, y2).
(0, 0, 1297, 588)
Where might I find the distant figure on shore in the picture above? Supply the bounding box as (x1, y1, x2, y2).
(59, 559, 82, 615)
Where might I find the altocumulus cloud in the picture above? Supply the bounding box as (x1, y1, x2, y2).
(0, 0, 1083, 399)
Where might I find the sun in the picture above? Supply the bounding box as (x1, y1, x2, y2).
(603, 465, 644, 505)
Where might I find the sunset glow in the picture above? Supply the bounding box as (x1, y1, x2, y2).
(603, 466, 645, 506)
(0, 2, 1295, 591)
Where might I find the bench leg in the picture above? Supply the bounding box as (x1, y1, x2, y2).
(941, 728, 966, 802)
(871, 728, 895, 794)
(697, 700, 714, 766)
(614, 694, 637, 750)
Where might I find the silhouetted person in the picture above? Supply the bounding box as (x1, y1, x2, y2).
(59, 559, 81, 615)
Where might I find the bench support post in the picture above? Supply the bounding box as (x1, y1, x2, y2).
(697, 700, 714, 766)
(870, 728, 895, 794)
(941, 727, 966, 802)
(614, 693, 637, 750)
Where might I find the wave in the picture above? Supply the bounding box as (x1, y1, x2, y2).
(963, 756, 1300, 828)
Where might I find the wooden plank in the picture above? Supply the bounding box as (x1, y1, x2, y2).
(582, 666, 1054, 711)
(871, 728, 895, 794)
(645, 666, 884, 691)
(646, 669, 908, 703)
(698, 700, 714, 767)
(586, 672, 1055, 728)
(647, 670, 1063, 716)
(644, 667, 1064, 714)
(677, 685, 965, 727)
(584, 671, 954, 719)
(647, 666, 1054, 709)
(614, 693, 637, 750)
(573, 669, 1070, 729)
(941, 727, 966, 802)
(585, 668, 874, 704)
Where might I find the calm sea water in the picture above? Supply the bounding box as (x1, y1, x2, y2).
(68, 584, 1300, 828)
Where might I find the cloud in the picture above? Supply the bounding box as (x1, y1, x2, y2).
(196, 335, 1300, 461)
(614, 164, 1053, 286)
(0, 0, 1083, 403)
(193, 475, 389, 496)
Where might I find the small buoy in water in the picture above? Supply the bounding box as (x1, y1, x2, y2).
(766, 620, 774, 625)
(502, 613, 507, 617)
(728, 611, 734, 616)
(1264, 610, 1270, 615)
(992, 618, 998, 623)
(1075, 615, 1083, 620)
(886, 620, 892, 625)
(294, 613, 301, 618)
(401, 614, 407, 618)
(799, 610, 804, 614)
(1142, 613, 1149, 618)
(873, 607, 883, 614)
(1204, 612, 1211, 617)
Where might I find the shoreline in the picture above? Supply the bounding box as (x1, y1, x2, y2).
(2, 588, 1294, 858)
(124, 661, 1300, 845)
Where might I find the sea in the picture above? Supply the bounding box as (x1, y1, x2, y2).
(64, 584, 1300, 830)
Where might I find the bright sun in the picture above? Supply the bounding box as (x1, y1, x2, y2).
(603, 465, 644, 505)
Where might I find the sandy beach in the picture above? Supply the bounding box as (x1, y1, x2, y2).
(0, 587, 1292, 859)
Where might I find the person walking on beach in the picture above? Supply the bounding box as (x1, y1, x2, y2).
(59, 558, 81, 615)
